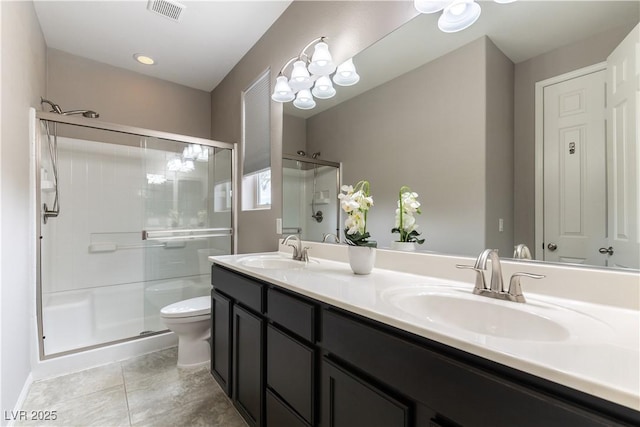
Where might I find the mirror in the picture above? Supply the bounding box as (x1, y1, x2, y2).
(283, 1, 639, 270)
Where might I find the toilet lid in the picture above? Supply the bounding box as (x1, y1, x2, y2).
(160, 296, 211, 318)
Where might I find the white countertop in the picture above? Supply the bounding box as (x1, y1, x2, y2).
(210, 250, 640, 411)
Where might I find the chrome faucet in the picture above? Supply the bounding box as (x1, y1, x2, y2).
(513, 244, 532, 260)
(322, 233, 340, 243)
(282, 235, 310, 262)
(457, 249, 544, 303)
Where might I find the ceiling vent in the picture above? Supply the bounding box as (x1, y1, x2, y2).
(147, 0, 186, 22)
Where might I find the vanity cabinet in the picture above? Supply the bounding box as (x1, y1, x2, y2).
(211, 265, 266, 427)
(321, 308, 635, 427)
(211, 264, 639, 427)
(321, 357, 411, 427)
(211, 290, 232, 395)
(266, 288, 317, 426)
(233, 304, 264, 426)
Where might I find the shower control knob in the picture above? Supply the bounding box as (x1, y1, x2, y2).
(547, 243, 558, 251)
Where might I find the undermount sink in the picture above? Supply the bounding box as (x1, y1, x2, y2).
(382, 286, 571, 342)
(238, 255, 315, 270)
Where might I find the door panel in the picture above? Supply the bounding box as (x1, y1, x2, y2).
(607, 24, 639, 269)
(543, 70, 607, 265)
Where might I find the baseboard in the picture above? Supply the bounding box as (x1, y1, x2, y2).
(5, 373, 33, 427)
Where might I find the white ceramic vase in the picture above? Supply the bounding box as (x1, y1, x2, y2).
(348, 246, 376, 275)
(391, 241, 416, 252)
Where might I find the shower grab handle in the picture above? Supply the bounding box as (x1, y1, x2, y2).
(142, 228, 233, 241)
(43, 203, 59, 223)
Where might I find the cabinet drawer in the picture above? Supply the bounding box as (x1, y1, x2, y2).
(266, 389, 309, 427)
(267, 325, 314, 423)
(212, 265, 264, 313)
(267, 288, 315, 341)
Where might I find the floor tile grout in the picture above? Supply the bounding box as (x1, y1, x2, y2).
(120, 362, 133, 427)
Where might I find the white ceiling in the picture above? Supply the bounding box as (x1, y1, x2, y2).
(33, 0, 292, 92)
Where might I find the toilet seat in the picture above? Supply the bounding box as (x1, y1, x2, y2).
(160, 296, 210, 318)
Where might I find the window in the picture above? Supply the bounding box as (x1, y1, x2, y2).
(242, 69, 271, 210)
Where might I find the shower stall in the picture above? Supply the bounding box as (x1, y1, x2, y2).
(282, 153, 341, 241)
(35, 110, 236, 359)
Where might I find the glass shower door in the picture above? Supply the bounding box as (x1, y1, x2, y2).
(141, 142, 233, 333)
(37, 116, 234, 358)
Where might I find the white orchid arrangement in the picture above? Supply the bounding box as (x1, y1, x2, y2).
(392, 186, 425, 244)
(338, 180, 376, 247)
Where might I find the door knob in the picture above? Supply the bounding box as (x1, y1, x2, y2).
(598, 246, 614, 255)
(547, 243, 558, 251)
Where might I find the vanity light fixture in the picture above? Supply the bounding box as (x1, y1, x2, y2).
(271, 36, 359, 110)
(414, 0, 515, 33)
(134, 53, 155, 65)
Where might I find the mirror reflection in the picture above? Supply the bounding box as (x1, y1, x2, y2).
(282, 154, 341, 242)
(282, 1, 639, 270)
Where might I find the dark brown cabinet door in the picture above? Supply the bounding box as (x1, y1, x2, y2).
(211, 290, 232, 396)
(321, 358, 410, 427)
(233, 304, 264, 427)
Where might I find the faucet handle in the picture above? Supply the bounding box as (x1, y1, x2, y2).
(456, 264, 487, 293)
(301, 247, 311, 262)
(286, 243, 299, 259)
(508, 272, 545, 303)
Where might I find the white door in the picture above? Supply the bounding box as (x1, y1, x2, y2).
(543, 70, 607, 265)
(606, 24, 639, 269)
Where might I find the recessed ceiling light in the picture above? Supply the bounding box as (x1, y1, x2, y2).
(134, 53, 155, 65)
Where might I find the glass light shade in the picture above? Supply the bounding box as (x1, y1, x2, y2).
(293, 89, 316, 110)
(289, 60, 312, 91)
(181, 160, 195, 172)
(308, 42, 336, 76)
(196, 149, 209, 162)
(438, 0, 481, 33)
(312, 75, 336, 99)
(414, 0, 452, 13)
(167, 158, 182, 172)
(332, 58, 360, 86)
(271, 75, 295, 102)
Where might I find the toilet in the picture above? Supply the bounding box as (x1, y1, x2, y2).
(160, 296, 211, 367)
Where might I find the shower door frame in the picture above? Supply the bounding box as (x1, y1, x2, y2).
(34, 110, 238, 360)
(282, 153, 342, 238)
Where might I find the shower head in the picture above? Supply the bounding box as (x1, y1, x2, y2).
(39, 97, 99, 118)
(62, 110, 100, 118)
(40, 97, 63, 114)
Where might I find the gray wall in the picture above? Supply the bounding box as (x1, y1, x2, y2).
(485, 38, 515, 255)
(513, 24, 635, 249)
(211, 1, 418, 253)
(0, 1, 47, 421)
(283, 114, 306, 155)
(307, 38, 506, 254)
(47, 49, 211, 138)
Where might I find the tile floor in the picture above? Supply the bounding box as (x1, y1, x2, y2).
(17, 347, 247, 427)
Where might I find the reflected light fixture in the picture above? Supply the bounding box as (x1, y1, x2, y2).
(271, 36, 358, 110)
(414, 0, 515, 33)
